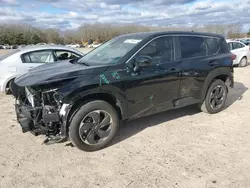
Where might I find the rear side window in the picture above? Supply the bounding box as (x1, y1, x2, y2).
(204, 38, 220, 55)
(22, 50, 54, 63)
(179, 36, 207, 59)
(233, 42, 244, 50)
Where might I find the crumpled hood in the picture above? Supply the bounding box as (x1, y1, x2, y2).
(14, 60, 108, 87)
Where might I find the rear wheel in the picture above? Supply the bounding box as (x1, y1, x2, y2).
(69, 100, 119, 151)
(5, 79, 14, 95)
(239, 57, 247, 67)
(200, 79, 227, 114)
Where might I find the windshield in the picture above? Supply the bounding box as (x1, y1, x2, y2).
(0, 49, 20, 61)
(78, 35, 146, 65)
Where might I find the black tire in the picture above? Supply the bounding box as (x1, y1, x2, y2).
(200, 79, 227, 114)
(69, 100, 119, 151)
(5, 79, 14, 95)
(239, 57, 247, 67)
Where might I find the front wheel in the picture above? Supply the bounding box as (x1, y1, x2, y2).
(5, 79, 14, 95)
(200, 79, 228, 114)
(69, 100, 119, 151)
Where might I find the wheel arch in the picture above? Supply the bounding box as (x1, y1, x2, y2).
(240, 55, 248, 63)
(242, 55, 247, 59)
(69, 92, 124, 118)
(200, 67, 234, 101)
(64, 92, 127, 134)
(2, 75, 17, 93)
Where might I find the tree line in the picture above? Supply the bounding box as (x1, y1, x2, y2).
(0, 23, 248, 45)
(0, 24, 65, 45)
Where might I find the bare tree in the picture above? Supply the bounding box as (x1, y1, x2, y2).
(0, 23, 247, 45)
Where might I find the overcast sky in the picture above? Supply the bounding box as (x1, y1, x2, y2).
(1, 0, 250, 31)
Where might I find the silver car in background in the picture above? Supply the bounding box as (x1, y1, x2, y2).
(0, 45, 85, 93)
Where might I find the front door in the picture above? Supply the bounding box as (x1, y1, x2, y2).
(125, 36, 181, 118)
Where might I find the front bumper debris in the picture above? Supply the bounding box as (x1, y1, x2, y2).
(15, 104, 33, 133)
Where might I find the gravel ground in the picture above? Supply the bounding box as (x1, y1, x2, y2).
(0, 62, 250, 188)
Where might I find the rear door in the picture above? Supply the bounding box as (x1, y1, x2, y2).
(20, 50, 55, 73)
(177, 35, 222, 105)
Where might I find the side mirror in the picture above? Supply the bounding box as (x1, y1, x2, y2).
(134, 55, 152, 72)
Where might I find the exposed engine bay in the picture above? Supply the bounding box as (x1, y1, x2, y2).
(11, 82, 69, 145)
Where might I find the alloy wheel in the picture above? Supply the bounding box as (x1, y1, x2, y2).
(78, 110, 113, 145)
(209, 85, 226, 110)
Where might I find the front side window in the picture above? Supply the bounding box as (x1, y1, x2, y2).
(78, 35, 147, 65)
(22, 50, 54, 63)
(54, 50, 81, 61)
(136, 36, 174, 64)
(179, 36, 207, 59)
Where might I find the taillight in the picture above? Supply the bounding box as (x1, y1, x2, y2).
(231, 53, 236, 60)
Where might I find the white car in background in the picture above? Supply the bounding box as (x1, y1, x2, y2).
(227, 39, 250, 67)
(36, 43, 47, 45)
(0, 45, 85, 94)
(66, 43, 80, 48)
(88, 43, 102, 48)
(1, 44, 11, 49)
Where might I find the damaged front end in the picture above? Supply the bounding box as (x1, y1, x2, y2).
(11, 82, 71, 145)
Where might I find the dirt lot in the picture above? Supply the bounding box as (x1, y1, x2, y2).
(0, 57, 250, 188)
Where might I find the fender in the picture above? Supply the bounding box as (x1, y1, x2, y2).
(1, 74, 20, 93)
(58, 87, 128, 138)
(57, 74, 128, 119)
(200, 67, 234, 101)
(66, 87, 127, 116)
(58, 84, 128, 137)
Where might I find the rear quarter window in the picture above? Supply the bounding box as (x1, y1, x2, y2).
(22, 50, 54, 63)
(228, 42, 233, 51)
(219, 38, 230, 53)
(233, 42, 245, 49)
(204, 37, 220, 55)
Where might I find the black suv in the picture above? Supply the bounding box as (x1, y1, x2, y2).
(11, 31, 234, 151)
